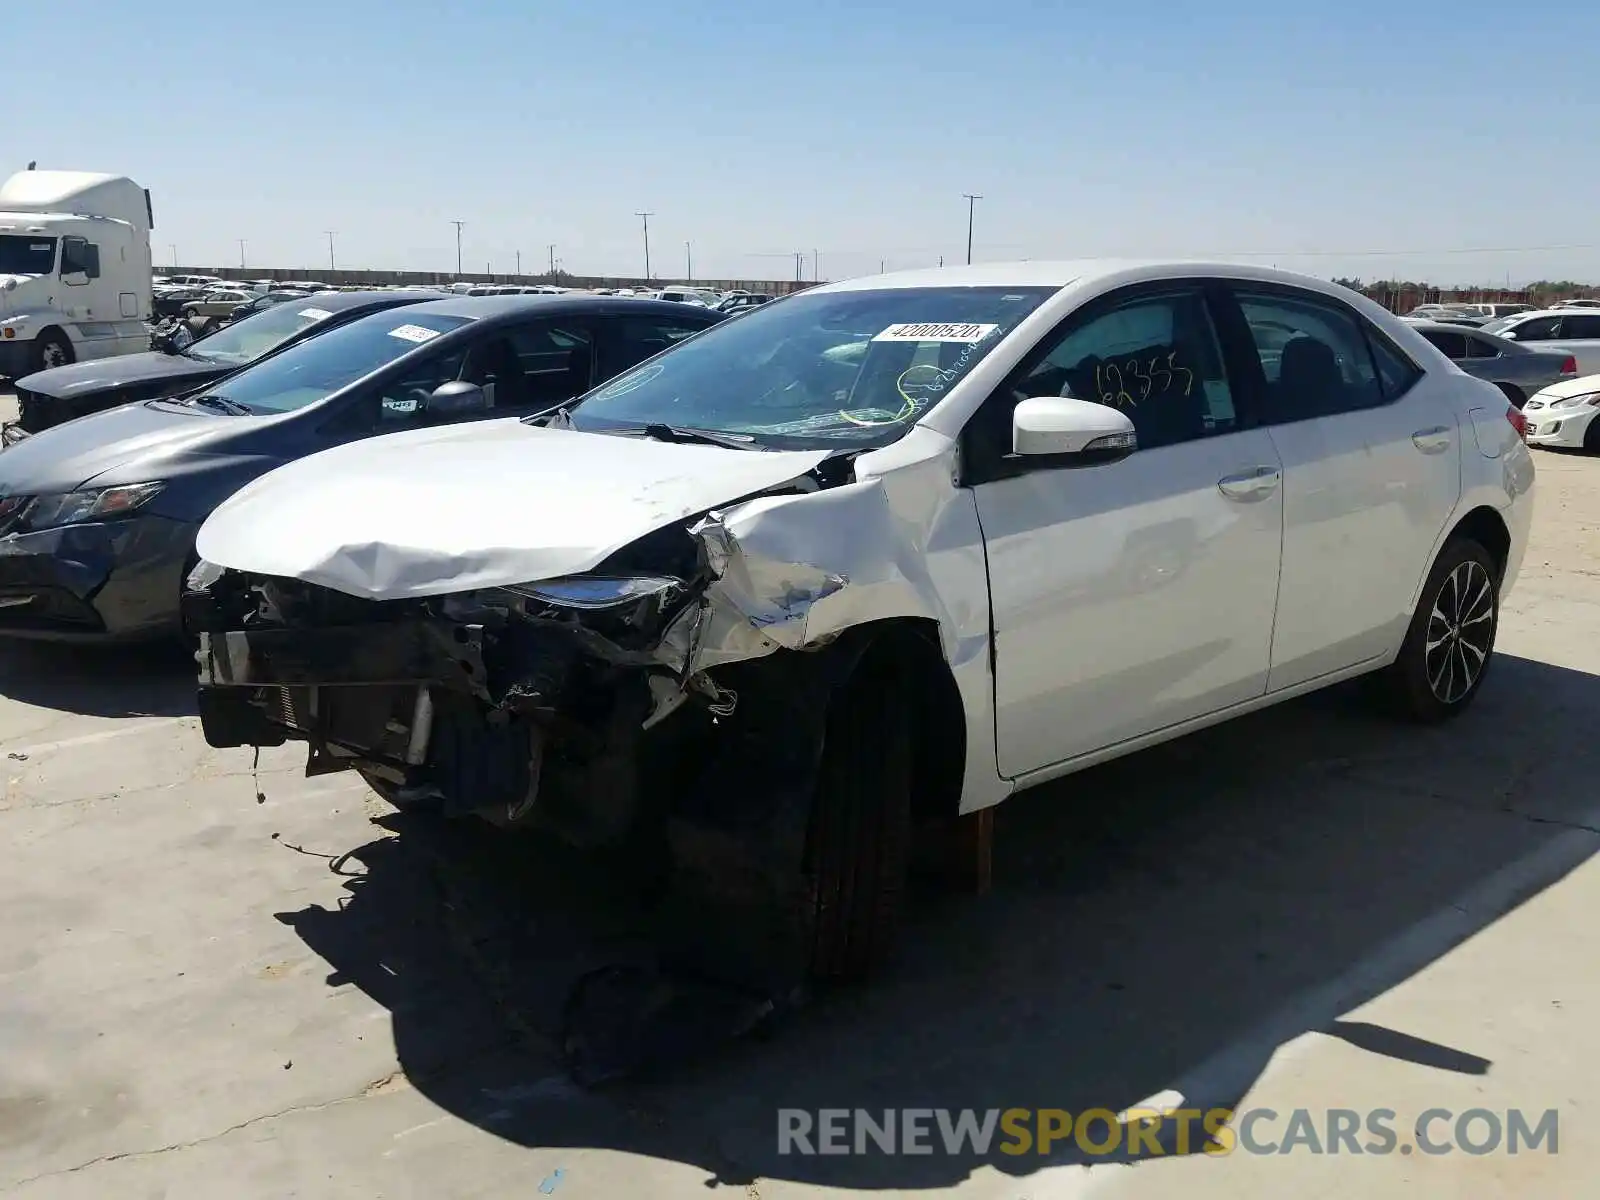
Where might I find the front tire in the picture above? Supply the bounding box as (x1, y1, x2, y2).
(32, 331, 73, 372)
(1584, 414, 1600, 453)
(803, 655, 913, 980)
(1380, 538, 1499, 722)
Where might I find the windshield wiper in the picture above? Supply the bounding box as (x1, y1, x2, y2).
(637, 423, 759, 450)
(183, 393, 253, 416)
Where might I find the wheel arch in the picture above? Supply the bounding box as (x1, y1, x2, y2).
(1446, 504, 1512, 582)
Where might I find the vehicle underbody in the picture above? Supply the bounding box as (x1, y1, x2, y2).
(186, 464, 972, 1078)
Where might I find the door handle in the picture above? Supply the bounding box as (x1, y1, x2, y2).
(1412, 425, 1452, 453)
(1217, 465, 1282, 502)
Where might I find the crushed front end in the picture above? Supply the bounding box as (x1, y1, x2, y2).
(187, 522, 734, 848)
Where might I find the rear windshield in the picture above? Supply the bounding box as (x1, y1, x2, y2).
(198, 310, 471, 414)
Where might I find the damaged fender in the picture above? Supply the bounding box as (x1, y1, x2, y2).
(664, 477, 958, 675)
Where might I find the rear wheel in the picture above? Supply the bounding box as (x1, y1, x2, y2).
(803, 654, 913, 980)
(1377, 538, 1499, 722)
(200, 317, 222, 336)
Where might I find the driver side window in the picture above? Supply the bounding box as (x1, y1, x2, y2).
(372, 347, 469, 426)
(969, 286, 1236, 476)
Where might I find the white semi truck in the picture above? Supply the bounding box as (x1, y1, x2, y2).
(0, 168, 153, 380)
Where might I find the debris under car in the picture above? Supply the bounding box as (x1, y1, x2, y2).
(185, 440, 972, 1081)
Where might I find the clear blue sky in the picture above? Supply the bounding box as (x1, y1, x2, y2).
(13, 0, 1600, 285)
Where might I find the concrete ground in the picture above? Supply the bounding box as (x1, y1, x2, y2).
(1, 385, 1597, 1198)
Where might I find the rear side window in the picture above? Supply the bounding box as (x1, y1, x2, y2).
(1563, 315, 1600, 338)
(1462, 336, 1501, 360)
(1367, 327, 1425, 401)
(1419, 329, 1469, 359)
(1234, 289, 1388, 421)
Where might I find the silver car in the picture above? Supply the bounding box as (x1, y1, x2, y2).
(1405, 319, 1578, 407)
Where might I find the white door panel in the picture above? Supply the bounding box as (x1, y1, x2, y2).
(977, 429, 1284, 777)
(1264, 379, 1462, 690)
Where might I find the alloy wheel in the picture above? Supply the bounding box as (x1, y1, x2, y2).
(1424, 560, 1494, 704)
(40, 342, 67, 369)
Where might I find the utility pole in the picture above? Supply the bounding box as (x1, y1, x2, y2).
(515, 250, 522, 276)
(962, 193, 982, 265)
(880, 258, 886, 273)
(450, 220, 465, 275)
(813, 248, 819, 282)
(939, 255, 945, 268)
(548, 243, 556, 275)
(635, 213, 654, 280)
(794, 251, 804, 282)
(325, 231, 336, 271)
(169, 244, 178, 268)
(685, 241, 693, 282)
(238, 239, 246, 269)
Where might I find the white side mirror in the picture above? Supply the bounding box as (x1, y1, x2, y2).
(1012, 395, 1137, 458)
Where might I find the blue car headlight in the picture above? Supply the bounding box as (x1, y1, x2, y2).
(23, 481, 166, 532)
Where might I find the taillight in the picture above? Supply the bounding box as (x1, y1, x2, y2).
(1559, 355, 1578, 376)
(1506, 404, 1528, 440)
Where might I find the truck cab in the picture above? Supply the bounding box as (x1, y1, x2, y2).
(0, 169, 153, 380)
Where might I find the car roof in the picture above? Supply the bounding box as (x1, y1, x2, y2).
(811, 258, 1399, 300)
(396, 293, 722, 322)
(283, 288, 442, 311)
(1406, 319, 1509, 337)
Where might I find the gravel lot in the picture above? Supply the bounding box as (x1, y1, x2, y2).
(1, 387, 1597, 1198)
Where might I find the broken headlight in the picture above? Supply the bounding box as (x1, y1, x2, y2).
(502, 575, 683, 611)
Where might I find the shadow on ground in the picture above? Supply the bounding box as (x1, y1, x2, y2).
(277, 653, 1599, 1192)
(0, 641, 196, 718)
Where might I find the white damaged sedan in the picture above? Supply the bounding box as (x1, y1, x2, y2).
(186, 261, 1535, 983)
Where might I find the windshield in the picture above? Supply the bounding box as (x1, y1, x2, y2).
(186, 299, 353, 367)
(195, 309, 471, 414)
(0, 235, 57, 275)
(566, 285, 1056, 448)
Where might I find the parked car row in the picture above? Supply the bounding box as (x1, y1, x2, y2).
(0, 260, 1541, 986)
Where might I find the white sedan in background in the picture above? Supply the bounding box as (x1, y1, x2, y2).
(1523, 373, 1600, 450)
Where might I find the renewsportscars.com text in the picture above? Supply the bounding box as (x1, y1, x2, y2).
(777, 1106, 1559, 1158)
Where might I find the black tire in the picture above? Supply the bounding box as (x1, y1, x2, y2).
(200, 318, 222, 336)
(1495, 382, 1524, 409)
(803, 655, 913, 980)
(31, 331, 73, 372)
(1584, 416, 1600, 453)
(1378, 538, 1499, 722)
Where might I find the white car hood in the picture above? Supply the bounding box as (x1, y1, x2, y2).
(195, 418, 831, 600)
(1531, 372, 1600, 401)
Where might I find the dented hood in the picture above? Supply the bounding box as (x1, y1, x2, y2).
(195, 417, 830, 599)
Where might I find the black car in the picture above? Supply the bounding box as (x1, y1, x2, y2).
(8, 290, 442, 438)
(0, 296, 720, 641)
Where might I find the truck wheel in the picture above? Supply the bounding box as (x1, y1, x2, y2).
(804, 654, 913, 980)
(32, 331, 73, 372)
(1376, 538, 1498, 722)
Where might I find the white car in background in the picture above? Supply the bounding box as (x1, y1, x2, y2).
(1483, 307, 1600, 374)
(1523, 373, 1600, 450)
(189, 260, 1534, 980)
